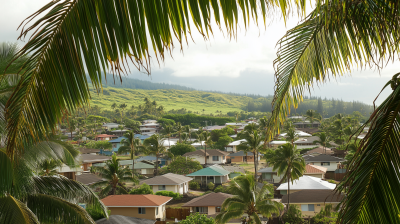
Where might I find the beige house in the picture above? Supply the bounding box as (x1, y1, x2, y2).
(305, 164, 327, 179)
(182, 192, 233, 215)
(281, 190, 344, 217)
(182, 149, 230, 165)
(101, 194, 172, 221)
(141, 173, 193, 194)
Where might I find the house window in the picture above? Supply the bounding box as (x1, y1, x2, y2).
(158, 185, 166, 190)
(216, 207, 221, 212)
(212, 156, 219, 161)
(230, 157, 235, 159)
(223, 156, 225, 160)
(280, 190, 287, 195)
(138, 207, 146, 214)
(301, 204, 315, 212)
(321, 162, 330, 166)
(194, 207, 208, 213)
(156, 207, 159, 215)
(207, 176, 214, 180)
(112, 143, 117, 148)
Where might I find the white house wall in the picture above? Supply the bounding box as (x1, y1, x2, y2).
(308, 162, 340, 172)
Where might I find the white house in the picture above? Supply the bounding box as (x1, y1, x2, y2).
(224, 139, 246, 152)
(182, 149, 230, 165)
(303, 154, 345, 172)
(276, 175, 336, 195)
(141, 173, 193, 195)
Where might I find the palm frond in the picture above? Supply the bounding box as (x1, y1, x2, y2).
(268, 0, 400, 139)
(26, 194, 94, 224)
(0, 195, 39, 224)
(0, 149, 13, 194)
(336, 77, 400, 224)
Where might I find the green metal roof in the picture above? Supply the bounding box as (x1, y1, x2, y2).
(187, 165, 230, 177)
(131, 162, 154, 169)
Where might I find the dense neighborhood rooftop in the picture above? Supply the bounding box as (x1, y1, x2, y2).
(183, 192, 233, 207)
(142, 173, 192, 185)
(281, 190, 344, 203)
(182, 149, 230, 157)
(101, 194, 172, 207)
(303, 154, 345, 162)
(277, 176, 336, 191)
(76, 173, 103, 185)
(186, 165, 230, 177)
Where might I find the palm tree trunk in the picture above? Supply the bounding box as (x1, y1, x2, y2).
(253, 150, 257, 183)
(204, 145, 207, 165)
(155, 154, 159, 176)
(179, 132, 181, 143)
(132, 147, 135, 176)
(287, 171, 290, 212)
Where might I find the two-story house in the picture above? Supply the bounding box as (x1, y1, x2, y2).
(108, 136, 127, 153)
(303, 154, 345, 172)
(182, 149, 230, 165)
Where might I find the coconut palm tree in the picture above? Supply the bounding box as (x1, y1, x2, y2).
(202, 131, 214, 165)
(117, 131, 142, 174)
(236, 130, 264, 182)
(37, 159, 63, 176)
(91, 153, 135, 196)
(163, 124, 174, 148)
(175, 122, 183, 143)
(196, 131, 205, 150)
(142, 134, 170, 176)
(216, 175, 282, 224)
(304, 109, 321, 128)
(184, 125, 192, 142)
(285, 128, 298, 146)
(313, 132, 331, 154)
(266, 143, 305, 212)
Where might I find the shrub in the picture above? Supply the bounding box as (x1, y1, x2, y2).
(180, 213, 215, 224)
(207, 182, 215, 190)
(189, 180, 200, 190)
(282, 205, 306, 224)
(86, 205, 111, 221)
(214, 185, 224, 193)
(155, 191, 182, 200)
(169, 143, 196, 156)
(130, 183, 153, 195)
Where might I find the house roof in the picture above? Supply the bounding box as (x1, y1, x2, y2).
(95, 134, 118, 138)
(296, 128, 320, 134)
(80, 148, 100, 154)
(136, 156, 170, 162)
(281, 190, 344, 204)
(228, 151, 255, 157)
(221, 165, 245, 174)
(101, 194, 172, 207)
(182, 149, 230, 157)
(277, 176, 336, 191)
(81, 154, 111, 163)
(280, 131, 313, 138)
(182, 192, 233, 207)
(269, 141, 289, 145)
(305, 164, 327, 174)
(304, 146, 334, 155)
(76, 173, 103, 185)
(294, 136, 320, 144)
(226, 139, 246, 146)
(258, 167, 275, 173)
(191, 141, 205, 146)
(186, 165, 230, 177)
(111, 129, 129, 133)
(108, 136, 127, 143)
(142, 173, 192, 185)
(134, 134, 151, 140)
(96, 215, 155, 224)
(118, 160, 155, 169)
(303, 154, 345, 162)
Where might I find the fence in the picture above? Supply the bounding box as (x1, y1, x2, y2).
(155, 221, 166, 224)
(166, 208, 190, 220)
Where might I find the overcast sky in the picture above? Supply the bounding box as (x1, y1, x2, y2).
(1, 0, 398, 105)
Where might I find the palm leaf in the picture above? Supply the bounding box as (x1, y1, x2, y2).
(267, 0, 400, 139)
(336, 77, 400, 224)
(0, 150, 13, 194)
(0, 195, 39, 224)
(26, 194, 94, 224)
(5, 0, 307, 156)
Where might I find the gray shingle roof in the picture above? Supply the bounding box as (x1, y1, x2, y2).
(303, 154, 345, 162)
(281, 190, 344, 203)
(142, 173, 192, 185)
(76, 173, 103, 185)
(182, 149, 230, 157)
(222, 165, 245, 174)
(182, 192, 233, 207)
(96, 215, 155, 224)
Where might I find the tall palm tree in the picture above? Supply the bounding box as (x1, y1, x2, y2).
(142, 134, 170, 176)
(37, 159, 62, 176)
(163, 124, 174, 148)
(184, 125, 192, 142)
(285, 128, 298, 145)
(313, 132, 331, 154)
(216, 175, 282, 224)
(202, 131, 213, 165)
(237, 130, 264, 182)
(267, 143, 305, 212)
(304, 109, 321, 128)
(91, 153, 135, 196)
(196, 131, 205, 150)
(175, 122, 183, 143)
(6, 1, 400, 223)
(118, 131, 142, 174)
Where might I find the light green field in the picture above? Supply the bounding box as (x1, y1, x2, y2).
(88, 86, 255, 114)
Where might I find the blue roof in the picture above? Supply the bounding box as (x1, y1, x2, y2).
(134, 134, 151, 140)
(136, 156, 170, 162)
(187, 165, 230, 177)
(109, 136, 127, 143)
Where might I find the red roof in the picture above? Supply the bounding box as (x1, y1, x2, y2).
(95, 134, 117, 138)
(305, 164, 327, 174)
(101, 194, 172, 207)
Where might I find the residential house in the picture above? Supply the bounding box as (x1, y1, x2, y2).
(56, 164, 83, 180)
(182, 149, 230, 165)
(80, 148, 100, 155)
(276, 176, 336, 195)
(117, 160, 156, 177)
(296, 127, 320, 135)
(95, 134, 118, 141)
(294, 136, 320, 146)
(186, 165, 230, 185)
(304, 146, 334, 155)
(109, 136, 128, 153)
(269, 141, 289, 148)
(226, 151, 261, 163)
(305, 164, 327, 179)
(293, 121, 320, 128)
(134, 134, 151, 143)
(142, 120, 158, 124)
(141, 173, 193, 194)
(280, 131, 312, 138)
(136, 156, 171, 167)
(76, 173, 103, 186)
(303, 154, 345, 172)
(258, 167, 285, 184)
(102, 123, 120, 131)
(81, 154, 111, 171)
(224, 139, 246, 152)
(101, 194, 172, 221)
(203, 125, 225, 132)
(221, 165, 245, 179)
(96, 215, 155, 224)
(111, 129, 130, 137)
(140, 122, 160, 135)
(182, 192, 233, 215)
(281, 190, 344, 217)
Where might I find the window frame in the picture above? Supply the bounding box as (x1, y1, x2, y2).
(158, 185, 166, 190)
(138, 207, 146, 214)
(212, 156, 219, 161)
(156, 207, 159, 215)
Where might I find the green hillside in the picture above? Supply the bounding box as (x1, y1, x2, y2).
(89, 86, 253, 114)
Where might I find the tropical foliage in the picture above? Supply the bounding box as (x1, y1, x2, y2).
(129, 183, 153, 195)
(216, 175, 282, 224)
(142, 134, 171, 176)
(237, 129, 264, 181)
(161, 156, 202, 175)
(118, 131, 142, 173)
(180, 213, 215, 224)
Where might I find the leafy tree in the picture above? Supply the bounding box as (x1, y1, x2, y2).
(214, 135, 233, 151)
(91, 153, 135, 196)
(163, 124, 174, 148)
(175, 122, 183, 143)
(158, 118, 176, 126)
(266, 144, 305, 212)
(180, 213, 215, 224)
(207, 182, 215, 190)
(142, 134, 170, 176)
(304, 109, 321, 127)
(189, 181, 200, 190)
(282, 205, 305, 224)
(169, 143, 196, 156)
(216, 175, 282, 224)
(118, 130, 142, 174)
(285, 128, 298, 145)
(162, 156, 202, 175)
(130, 183, 153, 195)
(313, 132, 332, 154)
(85, 140, 112, 150)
